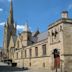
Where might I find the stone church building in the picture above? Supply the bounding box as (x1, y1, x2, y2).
(3, 0, 72, 72)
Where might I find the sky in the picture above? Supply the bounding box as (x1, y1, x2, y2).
(0, 0, 72, 47)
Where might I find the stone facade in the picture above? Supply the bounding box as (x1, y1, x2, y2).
(3, 0, 72, 72)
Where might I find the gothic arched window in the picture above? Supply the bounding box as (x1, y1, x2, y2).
(55, 29, 58, 38)
(52, 30, 54, 36)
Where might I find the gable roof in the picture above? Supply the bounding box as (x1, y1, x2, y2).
(31, 31, 48, 43)
(37, 31, 48, 42)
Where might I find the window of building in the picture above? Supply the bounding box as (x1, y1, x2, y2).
(28, 36, 30, 41)
(16, 52, 18, 59)
(35, 47, 38, 57)
(43, 62, 45, 67)
(21, 50, 23, 58)
(29, 49, 32, 57)
(42, 44, 46, 56)
(51, 30, 54, 36)
(55, 29, 58, 38)
(25, 50, 27, 58)
(29, 62, 31, 67)
(17, 41, 19, 48)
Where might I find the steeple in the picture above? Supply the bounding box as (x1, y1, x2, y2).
(8, 0, 14, 25)
(24, 21, 30, 32)
(33, 27, 40, 37)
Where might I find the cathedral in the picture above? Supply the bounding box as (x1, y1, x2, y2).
(3, 0, 72, 72)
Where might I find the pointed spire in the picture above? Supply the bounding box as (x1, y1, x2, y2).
(33, 27, 40, 37)
(10, 0, 13, 13)
(36, 26, 39, 32)
(8, 0, 14, 25)
(36, 25, 40, 34)
(24, 21, 30, 32)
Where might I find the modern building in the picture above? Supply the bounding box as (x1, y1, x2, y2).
(3, 0, 72, 72)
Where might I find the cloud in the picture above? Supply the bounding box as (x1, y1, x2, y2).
(0, 22, 25, 30)
(68, 4, 72, 10)
(0, 22, 5, 26)
(0, 8, 3, 12)
(17, 25, 24, 30)
(0, 22, 32, 32)
(17, 25, 31, 31)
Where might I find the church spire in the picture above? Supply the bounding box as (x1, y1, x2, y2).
(8, 0, 14, 25)
(24, 21, 30, 32)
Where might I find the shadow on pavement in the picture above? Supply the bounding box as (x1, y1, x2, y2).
(0, 66, 28, 72)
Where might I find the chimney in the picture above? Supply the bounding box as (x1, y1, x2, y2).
(61, 11, 68, 18)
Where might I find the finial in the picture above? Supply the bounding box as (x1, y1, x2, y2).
(36, 24, 40, 32)
(37, 26, 39, 31)
(61, 11, 68, 18)
(10, 0, 12, 8)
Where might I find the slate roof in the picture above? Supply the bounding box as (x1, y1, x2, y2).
(37, 31, 48, 42)
(31, 31, 48, 43)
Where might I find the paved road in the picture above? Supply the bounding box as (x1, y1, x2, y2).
(7, 69, 50, 72)
(13, 69, 60, 72)
(0, 62, 50, 72)
(0, 62, 60, 72)
(0, 62, 25, 72)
